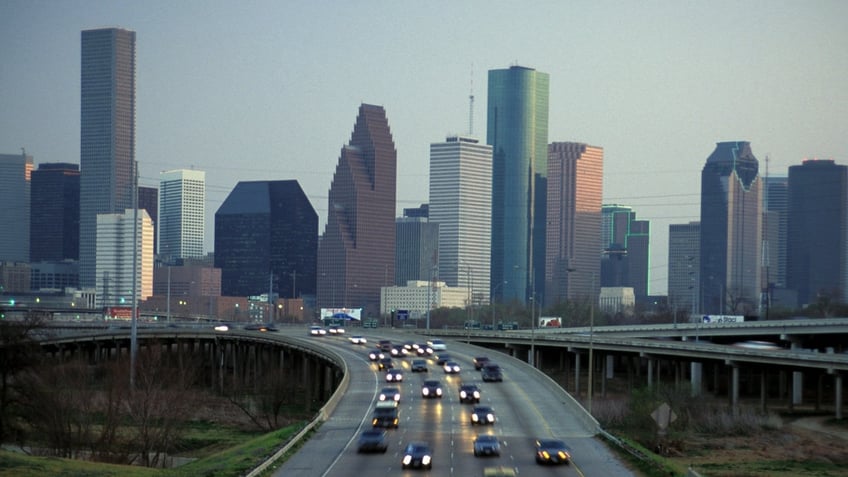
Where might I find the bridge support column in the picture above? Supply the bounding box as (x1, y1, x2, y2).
(690, 362, 703, 396)
(573, 352, 581, 396)
(835, 374, 843, 420)
(647, 358, 654, 388)
(790, 342, 803, 405)
(761, 371, 768, 413)
(730, 363, 740, 415)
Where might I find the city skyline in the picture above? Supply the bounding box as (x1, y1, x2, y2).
(1, 1, 846, 295)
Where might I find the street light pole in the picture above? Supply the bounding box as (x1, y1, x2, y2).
(588, 272, 596, 415)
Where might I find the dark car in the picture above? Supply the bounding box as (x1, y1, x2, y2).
(379, 386, 401, 402)
(436, 353, 451, 366)
(443, 360, 461, 374)
(473, 434, 501, 457)
(378, 339, 392, 352)
(416, 344, 434, 356)
(421, 379, 443, 398)
(372, 401, 399, 428)
(481, 363, 503, 382)
(473, 356, 490, 370)
(459, 383, 481, 403)
(401, 441, 433, 470)
(378, 357, 394, 370)
(244, 323, 278, 332)
(357, 429, 388, 453)
(368, 350, 385, 361)
(470, 405, 496, 425)
(390, 344, 409, 357)
(385, 368, 404, 383)
(534, 438, 571, 465)
(411, 359, 428, 372)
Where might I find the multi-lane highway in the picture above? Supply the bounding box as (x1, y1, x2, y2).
(276, 330, 635, 477)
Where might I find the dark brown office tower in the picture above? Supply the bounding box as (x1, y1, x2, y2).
(317, 104, 397, 317)
(545, 142, 603, 306)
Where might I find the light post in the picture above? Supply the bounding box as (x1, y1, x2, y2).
(568, 267, 597, 415)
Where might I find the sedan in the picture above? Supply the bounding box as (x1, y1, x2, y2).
(436, 353, 451, 366)
(421, 379, 443, 398)
(443, 361, 461, 374)
(349, 335, 367, 345)
(401, 441, 432, 470)
(390, 345, 409, 357)
(473, 434, 501, 457)
(459, 384, 481, 403)
(357, 429, 388, 453)
(379, 387, 401, 402)
(308, 325, 327, 336)
(378, 357, 394, 370)
(385, 369, 404, 383)
(416, 344, 434, 356)
(473, 356, 490, 370)
(368, 350, 385, 361)
(470, 406, 496, 425)
(411, 359, 428, 373)
(534, 439, 571, 465)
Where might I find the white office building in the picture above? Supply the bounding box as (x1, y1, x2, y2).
(381, 280, 470, 317)
(159, 169, 205, 260)
(429, 136, 492, 304)
(95, 209, 154, 306)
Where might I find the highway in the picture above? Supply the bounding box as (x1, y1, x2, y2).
(275, 330, 634, 477)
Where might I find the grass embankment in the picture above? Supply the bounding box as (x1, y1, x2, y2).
(0, 421, 304, 477)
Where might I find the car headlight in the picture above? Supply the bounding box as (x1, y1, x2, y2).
(422, 388, 429, 396)
(402, 455, 412, 465)
(393, 394, 400, 401)
(473, 391, 480, 398)
(460, 391, 467, 398)
(373, 418, 378, 425)
(472, 414, 479, 422)
(541, 450, 550, 459)
(422, 455, 431, 465)
(436, 388, 442, 396)
(487, 413, 494, 422)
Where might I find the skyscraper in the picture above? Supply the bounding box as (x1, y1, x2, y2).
(215, 180, 317, 299)
(699, 141, 762, 315)
(79, 27, 136, 289)
(95, 209, 153, 306)
(0, 152, 33, 262)
(545, 142, 603, 306)
(137, 186, 158, 258)
(429, 135, 492, 304)
(487, 66, 549, 304)
(601, 205, 650, 301)
(317, 104, 396, 316)
(159, 169, 205, 261)
(763, 176, 788, 290)
(395, 213, 439, 287)
(30, 163, 80, 263)
(668, 221, 700, 315)
(787, 159, 848, 307)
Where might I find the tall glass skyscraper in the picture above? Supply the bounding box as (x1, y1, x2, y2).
(79, 28, 136, 289)
(31, 163, 80, 263)
(0, 152, 33, 262)
(317, 104, 396, 316)
(159, 169, 206, 261)
(487, 66, 549, 304)
(699, 141, 762, 315)
(430, 135, 492, 304)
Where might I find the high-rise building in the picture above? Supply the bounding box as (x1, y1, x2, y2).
(668, 221, 700, 315)
(159, 169, 205, 261)
(763, 176, 788, 290)
(0, 152, 33, 262)
(601, 205, 651, 301)
(31, 163, 80, 263)
(317, 104, 396, 316)
(487, 66, 549, 304)
(699, 141, 762, 315)
(138, 186, 158, 257)
(95, 209, 153, 306)
(215, 180, 317, 299)
(545, 142, 603, 306)
(395, 211, 439, 287)
(787, 160, 848, 307)
(80, 27, 136, 288)
(429, 135, 492, 304)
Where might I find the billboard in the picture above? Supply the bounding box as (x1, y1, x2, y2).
(701, 315, 745, 324)
(321, 308, 362, 321)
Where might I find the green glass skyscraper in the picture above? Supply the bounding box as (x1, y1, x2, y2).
(487, 66, 549, 304)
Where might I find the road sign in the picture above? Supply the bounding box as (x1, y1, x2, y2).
(396, 309, 409, 320)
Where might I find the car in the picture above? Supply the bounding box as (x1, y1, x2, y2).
(481, 364, 503, 382)
(401, 441, 432, 470)
(378, 357, 394, 370)
(357, 429, 388, 453)
(244, 323, 277, 332)
(214, 324, 229, 332)
(309, 325, 327, 336)
(483, 466, 517, 477)
(473, 434, 501, 457)
(328, 324, 345, 334)
(534, 438, 571, 465)
(368, 350, 385, 361)
(378, 339, 392, 352)
(436, 353, 451, 366)
(390, 345, 409, 357)
(416, 344, 434, 356)
(443, 361, 461, 374)
(428, 339, 447, 351)
(379, 386, 401, 402)
(411, 359, 428, 372)
(403, 340, 416, 351)
(470, 405, 496, 425)
(421, 379, 443, 398)
(349, 335, 367, 345)
(473, 356, 490, 370)
(372, 401, 399, 428)
(385, 368, 404, 382)
(459, 384, 481, 403)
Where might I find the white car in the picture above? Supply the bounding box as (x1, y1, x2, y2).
(349, 335, 367, 345)
(428, 339, 447, 351)
(328, 324, 345, 334)
(309, 325, 327, 336)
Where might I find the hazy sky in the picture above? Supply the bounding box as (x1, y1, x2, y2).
(2, 1, 846, 295)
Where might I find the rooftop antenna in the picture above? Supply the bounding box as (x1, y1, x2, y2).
(468, 64, 474, 136)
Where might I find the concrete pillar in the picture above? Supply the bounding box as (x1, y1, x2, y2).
(647, 358, 654, 388)
(731, 365, 740, 415)
(835, 374, 843, 420)
(690, 362, 703, 396)
(761, 371, 767, 413)
(793, 371, 803, 405)
(574, 352, 581, 396)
